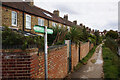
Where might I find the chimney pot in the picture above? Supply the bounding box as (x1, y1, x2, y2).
(53, 10, 59, 16)
(64, 14, 68, 21)
(25, 0, 34, 6)
(73, 20, 77, 25)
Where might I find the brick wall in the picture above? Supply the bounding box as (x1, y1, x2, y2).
(1, 45, 67, 79)
(80, 42, 90, 60)
(71, 44, 79, 71)
(31, 45, 68, 78)
(1, 42, 94, 79)
(1, 48, 38, 79)
(89, 43, 94, 51)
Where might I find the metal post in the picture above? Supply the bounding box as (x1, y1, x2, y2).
(44, 26, 48, 79)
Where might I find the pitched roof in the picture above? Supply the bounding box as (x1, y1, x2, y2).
(2, 2, 74, 26)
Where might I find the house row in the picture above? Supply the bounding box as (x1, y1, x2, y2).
(1, 0, 88, 36)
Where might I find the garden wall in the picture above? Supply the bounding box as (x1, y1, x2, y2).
(1, 45, 68, 79)
(1, 42, 94, 79)
(80, 42, 90, 60)
(1, 48, 38, 79)
(71, 44, 79, 71)
(31, 45, 68, 78)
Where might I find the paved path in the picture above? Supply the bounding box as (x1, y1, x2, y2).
(68, 44, 104, 78)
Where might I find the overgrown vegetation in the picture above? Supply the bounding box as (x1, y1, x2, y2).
(2, 27, 44, 50)
(102, 45, 120, 78)
(94, 30, 102, 45)
(2, 25, 99, 50)
(48, 26, 92, 46)
(105, 30, 118, 39)
(104, 37, 118, 53)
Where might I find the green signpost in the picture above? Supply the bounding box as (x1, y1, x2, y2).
(33, 25, 53, 79)
(33, 25, 53, 34)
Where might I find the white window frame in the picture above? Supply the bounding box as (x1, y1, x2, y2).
(52, 22, 56, 27)
(26, 14, 31, 29)
(12, 11, 17, 26)
(59, 25, 61, 28)
(63, 25, 66, 28)
(38, 18, 44, 26)
(67, 26, 70, 32)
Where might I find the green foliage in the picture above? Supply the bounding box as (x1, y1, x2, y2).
(102, 45, 120, 78)
(2, 27, 24, 46)
(2, 27, 44, 50)
(80, 27, 89, 42)
(88, 34, 96, 45)
(104, 37, 118, 53)
(106, 30, 118, 39)
(68, 26, 82, 44)
(94, 30, 102, 45)
(48, 26, 66, 45)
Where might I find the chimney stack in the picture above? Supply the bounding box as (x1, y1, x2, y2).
(80, 23, 83, 27)
(25, 0, 34, 6)
(53, 10, 59, 16)
(73, 20, 77, 25)
(64, 14, 68, 21)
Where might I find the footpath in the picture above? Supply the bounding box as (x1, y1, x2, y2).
(68, 44, 104, 78)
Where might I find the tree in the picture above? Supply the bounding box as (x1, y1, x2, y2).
(81, 27, 89, 42)
(106, 30, 118, 39)
(94, 30, 101, 45)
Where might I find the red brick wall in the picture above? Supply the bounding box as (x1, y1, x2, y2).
(89, 43, 94, 50)
(1, 43, 93, 79)
(80, 42, 90, 60)
(71, 44, 79, 71)
(2, 45, 67, 79)
(1, 48, 38, 79)
(31, 45, 68, 78)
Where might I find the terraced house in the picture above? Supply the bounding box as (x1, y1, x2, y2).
(1, 0, 81, 36)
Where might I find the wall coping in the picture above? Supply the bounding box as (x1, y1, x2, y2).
(1, 44, 67, 53)
(1, 48, 38, 53)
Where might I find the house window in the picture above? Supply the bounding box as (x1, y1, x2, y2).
(59, 25, 61, 28)
(52, 22, 55, 27)
(26, 14, 31, 29)
(12, 11, 17, 26)
(52, 22, 57, 27)
(63, 25, 66, 28)
(38, 18, 44, 26)
(67, 26, 70, 32)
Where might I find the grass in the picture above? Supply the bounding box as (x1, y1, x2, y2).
(81, 45, 97, 64)
(74, 45, 97, 71)
(102, 45, 120, 79)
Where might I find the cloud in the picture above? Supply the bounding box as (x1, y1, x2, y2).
(53, 4, 79, 15)
(34, 0, 119, 31)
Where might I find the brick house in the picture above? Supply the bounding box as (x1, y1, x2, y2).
(1, 0, 79, 36)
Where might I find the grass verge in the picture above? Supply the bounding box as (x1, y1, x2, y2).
(74, 45, 97, 71)
(102, 45, 120, 78)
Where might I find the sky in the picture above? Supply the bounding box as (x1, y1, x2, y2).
(34, 0, 119, 32)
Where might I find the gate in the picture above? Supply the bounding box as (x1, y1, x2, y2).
(65, 40, 71, 73)
(68, 40, 71, 72)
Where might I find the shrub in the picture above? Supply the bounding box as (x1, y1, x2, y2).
(102, 46, 120, 78)
(2, 27, 44, 50)
(104, 37, 118, 53)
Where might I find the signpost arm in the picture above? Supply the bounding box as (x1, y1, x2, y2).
(44, 26, 48, 79)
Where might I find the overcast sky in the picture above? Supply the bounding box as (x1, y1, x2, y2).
(34, 0, 119, 32)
